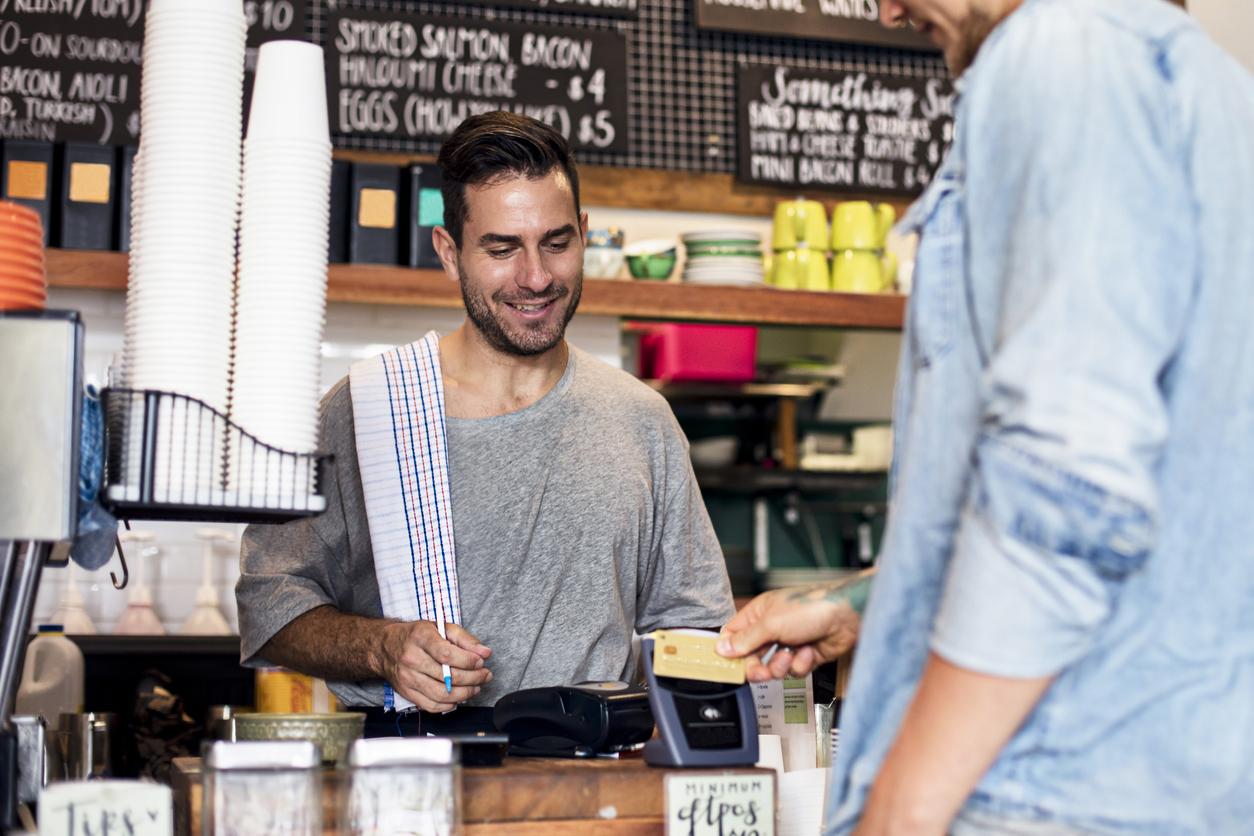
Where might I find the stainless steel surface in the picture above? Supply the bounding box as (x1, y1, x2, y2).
(0, 313, 83, 542)
(0, 542, 16, 648)
(11, 715, 46, 803)
(814, 700, 836, 769)
(57, 712, 117, 781)
(204, 739, 320, 771)
(205, 705, 248, 742)
(348, 736, 456, 767)
(0, 542, 50, 726)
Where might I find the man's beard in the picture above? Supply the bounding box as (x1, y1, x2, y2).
(458, 260, 583, 357)
(948, 8, 1000, 76)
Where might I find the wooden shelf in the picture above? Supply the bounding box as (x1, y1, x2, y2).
(695, 466, 887, 493)
(646, 380, 836, 399)
(46, 248, 905, 329)
(67, 634, 240, 655)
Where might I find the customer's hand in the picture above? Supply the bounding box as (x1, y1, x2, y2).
(716, 571, 872, 682)
(377, 620, 493, 712)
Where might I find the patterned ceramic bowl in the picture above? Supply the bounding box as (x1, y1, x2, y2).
(232, 713, 366, 765)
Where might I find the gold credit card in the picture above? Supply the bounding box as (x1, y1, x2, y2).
(651, 630, 745, 685)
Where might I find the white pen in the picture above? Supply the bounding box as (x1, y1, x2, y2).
(437, 619, 453, 694)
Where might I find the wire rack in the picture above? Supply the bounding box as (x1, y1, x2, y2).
(101, 388, 330, 523)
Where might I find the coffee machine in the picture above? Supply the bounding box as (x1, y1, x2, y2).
(0, 310, 84, 830)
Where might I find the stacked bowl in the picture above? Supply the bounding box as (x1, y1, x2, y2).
(118, 0, 247, 503)
(0, 202, 47, 310)
(681, 230, 766, 287)
(231, 40, 332, 506)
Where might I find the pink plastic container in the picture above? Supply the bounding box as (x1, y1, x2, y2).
(636, 323, 758, 383)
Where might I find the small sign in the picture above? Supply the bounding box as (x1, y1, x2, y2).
(665, 772, 775, 836)
(735, 62, 955, 196)
(753, 676, 817, 772)
(693, 0, 935, 51)
(325, 7, 629, 153)
(39, 781, 172, 836)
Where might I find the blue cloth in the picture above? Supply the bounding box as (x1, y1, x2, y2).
(69, 385, 118, 570)
(827, 1, 1254, 833)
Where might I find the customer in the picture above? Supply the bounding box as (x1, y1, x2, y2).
(237, 112, 734, 732)
(719, 0, 1254, 833)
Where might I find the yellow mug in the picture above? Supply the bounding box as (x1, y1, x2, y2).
(831, 201, 896, 250)
(832, 249, 897, 293)
(773, 249, 800, 290)
(774, 248, 830, 291)
(798, 248, 829, 292)
(772, 199, 828, 250)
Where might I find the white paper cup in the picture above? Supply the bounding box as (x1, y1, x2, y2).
(247, 41, 329, 143)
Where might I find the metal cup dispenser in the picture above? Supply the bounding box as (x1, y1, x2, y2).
(0, 310, 85, 829)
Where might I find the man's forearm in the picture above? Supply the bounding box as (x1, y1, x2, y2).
(857, 652, 1053, 833)
(259, 605, 396, 682)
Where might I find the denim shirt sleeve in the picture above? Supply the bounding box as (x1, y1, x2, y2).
(930, 7, 1197, 677)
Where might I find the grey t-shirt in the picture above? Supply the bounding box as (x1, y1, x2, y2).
(237, 345, 735, 707)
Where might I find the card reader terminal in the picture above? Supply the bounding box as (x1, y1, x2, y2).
(641, 636, 759, 767)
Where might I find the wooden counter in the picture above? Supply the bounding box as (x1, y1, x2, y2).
(173, 753, 772, 835)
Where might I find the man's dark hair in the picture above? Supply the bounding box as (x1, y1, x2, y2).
(437, 112, 581, 248)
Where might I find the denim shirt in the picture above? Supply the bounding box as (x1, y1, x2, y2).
(826, 1, 1254, 833)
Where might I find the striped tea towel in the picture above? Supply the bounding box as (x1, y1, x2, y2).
(349, 331, 461, 712)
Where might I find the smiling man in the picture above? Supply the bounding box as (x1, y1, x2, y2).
(718, 0, 1254, 833)
(236, 112, 734, 734)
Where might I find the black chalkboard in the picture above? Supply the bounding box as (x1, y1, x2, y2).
(463, 0, 638, 21)
(245, 0, 309, 47)
(325, 7, 629, 153)
(735, 62, 954, 195)
(694, 0, 934, 52)
(0, 0, 308, 146)
(0, 0, 143, 145)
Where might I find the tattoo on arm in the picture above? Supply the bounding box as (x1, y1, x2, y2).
(785, 569, 875, 614)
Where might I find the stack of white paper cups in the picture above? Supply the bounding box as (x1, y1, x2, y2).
(232, 40, 332, 507)
(120, 0, 246, 503)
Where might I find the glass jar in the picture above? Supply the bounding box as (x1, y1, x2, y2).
(202, 740, 320, 836)
(343, 737, 461, 836)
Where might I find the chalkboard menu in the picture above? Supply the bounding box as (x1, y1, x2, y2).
(325, 7, 629, 153)
(735, 63, 954, 195)
(694, 0, 935, 51)
(0, 0, 308, 146)
(464, 0, 638, 20)
(245, 0, 310, 47)
(0, 1, 143, 145)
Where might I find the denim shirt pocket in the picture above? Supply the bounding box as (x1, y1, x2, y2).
(899, 161, 966, 369)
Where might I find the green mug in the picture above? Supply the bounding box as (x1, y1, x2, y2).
(774, 248, 830, 291)
(831, 201, 896, 251)
(832, 249, 897, 293)
(773, 249, 800, 290)
(772, 199, 828, 250)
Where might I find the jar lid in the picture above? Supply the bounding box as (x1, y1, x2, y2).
(204, 740, 319, 770)
(348, 736, 456, 767)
